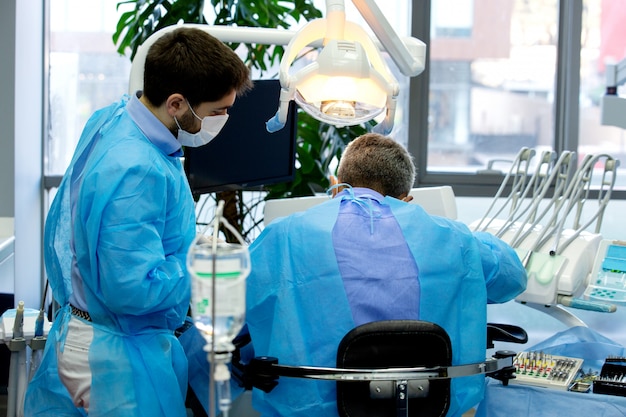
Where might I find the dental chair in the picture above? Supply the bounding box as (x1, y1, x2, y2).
(234, 320, 527, 417)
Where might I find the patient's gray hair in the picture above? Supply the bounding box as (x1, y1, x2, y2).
(337, 133, 416, 198)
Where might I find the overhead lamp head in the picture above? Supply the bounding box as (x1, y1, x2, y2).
(261, 0, 427, 134)
(293, 39, 389, 126)
(265, 1, 410, 135)
(126, 3, 425, 135)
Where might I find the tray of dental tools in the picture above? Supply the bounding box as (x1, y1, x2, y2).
(510, 351, 584, 390)
(593, 356, 626, 397)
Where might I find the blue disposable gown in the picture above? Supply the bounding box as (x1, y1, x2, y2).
(245, 189, 527, 417)
(25, 96, 196, 417)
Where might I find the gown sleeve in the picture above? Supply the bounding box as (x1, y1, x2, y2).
(473, 231, 528, 303)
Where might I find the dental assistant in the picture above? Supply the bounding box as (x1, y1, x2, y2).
(25, 27, 252, 417)
(244, 133, 528, 417)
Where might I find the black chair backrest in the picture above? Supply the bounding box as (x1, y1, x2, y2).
(336, 320, 452, 417)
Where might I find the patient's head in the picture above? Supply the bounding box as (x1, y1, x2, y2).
(337, 133, 416, 199)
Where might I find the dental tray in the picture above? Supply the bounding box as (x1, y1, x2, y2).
(510, 351, 583, 390)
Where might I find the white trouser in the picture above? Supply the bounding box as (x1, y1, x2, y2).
(56, 315, 94, 413)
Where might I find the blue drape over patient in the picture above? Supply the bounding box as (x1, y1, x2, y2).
(25, 95, 196, 417)
(476, 326, 626, 417)
(245, 188, 527, 417)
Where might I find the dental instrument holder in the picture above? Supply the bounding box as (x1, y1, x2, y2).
(188, 200, 250, 417)
(474, 150, 620, 322)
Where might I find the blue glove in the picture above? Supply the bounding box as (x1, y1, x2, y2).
(266, 110, 285, 133)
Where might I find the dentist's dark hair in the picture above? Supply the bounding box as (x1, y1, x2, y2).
(143, 27, 252, 107)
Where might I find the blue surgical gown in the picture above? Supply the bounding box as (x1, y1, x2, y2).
(25, 95, 196, 417)
(245, 188, 527, 417)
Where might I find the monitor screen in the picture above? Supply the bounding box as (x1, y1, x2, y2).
(184, 79, 298, 196)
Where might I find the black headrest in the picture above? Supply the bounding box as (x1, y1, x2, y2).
(336, 320, 451, 417)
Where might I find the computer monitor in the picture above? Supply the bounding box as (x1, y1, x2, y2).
(184, 79, 298, 196)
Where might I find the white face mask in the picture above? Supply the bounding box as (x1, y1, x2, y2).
(175, 101, 229, 147)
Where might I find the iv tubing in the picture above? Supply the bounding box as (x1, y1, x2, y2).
(208, 200, 225, 417)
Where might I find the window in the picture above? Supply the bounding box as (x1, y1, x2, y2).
(45, 0, 411, 176)
(432, 0, 474, 38)
(47, 0, 131, 177)
(45, 0, 626, 199)
(408, 0, 626, 197)
(579, 0, 626, 181)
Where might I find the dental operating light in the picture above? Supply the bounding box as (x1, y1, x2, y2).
(270, 0, 426, 134)
(128, 0, 426, 134)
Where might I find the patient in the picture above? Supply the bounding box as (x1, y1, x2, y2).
(244, 132, 527, 417)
